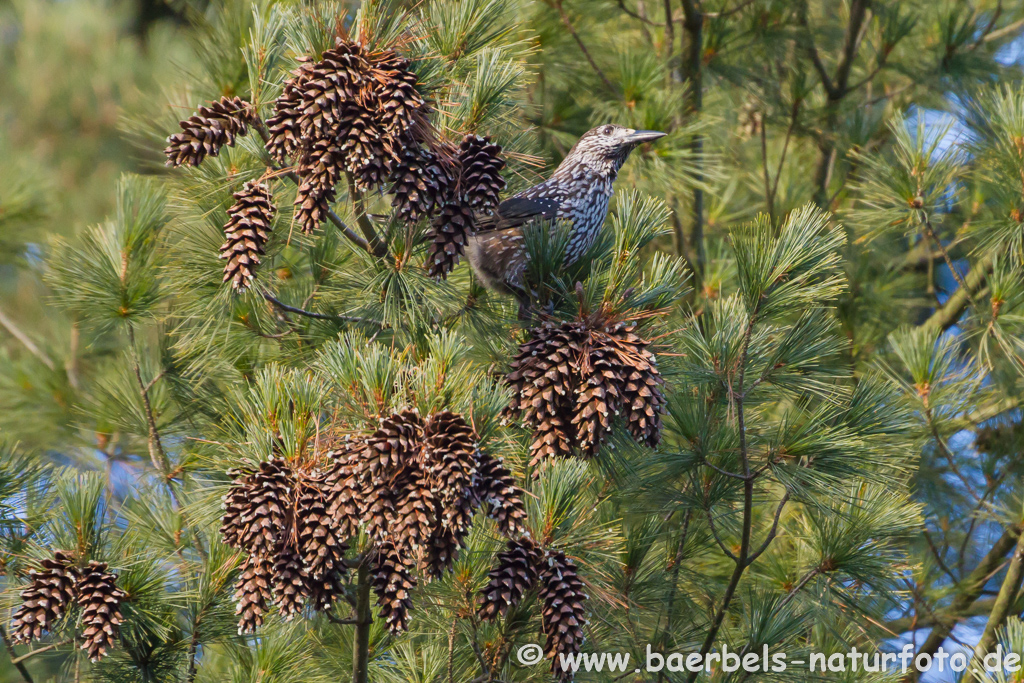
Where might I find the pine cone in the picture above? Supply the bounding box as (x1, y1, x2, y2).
(308, 569, 346, 613)
(422, 411, 479, 530)
(296, 41, 367, 140)
(506, 322, 584, 465)
(220, 181, 276, 290)
(539, 551, 588, 682)
(477, 537, 542, 620)
(371, 541, 416, 634)
(365, 410, 425, 476)
(325, 440, 367, 538)
(458, 134, 506, 211)
(427, 202, 475, 279)
(507, 319, 665, 463)
(475, 452, 528, 537)
(235, 553, 273, 634)
(388, 145, 454, 223)
(571, 330, 622, 457)
(390, 470, 436, 556)
(293, 136, 344, 234)
(272, 544, 308, 620)
(76, 561, 128, 663)
(419, 522, 468, 579)
(608, 322, 665, 447)
(10, 551, 80, 644)
(238, 459, 292, 555)
(371, 50, 427, 140)
(296, 472, 349, 580)
(266, 60, 317, 163)
(164, 96, 256, 168)
(340, 106, 390, 192)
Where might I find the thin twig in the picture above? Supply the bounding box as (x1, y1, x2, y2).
(746, 493, 791, 565)
(0, 306, 55, 371)
(262, 292, 372, 324)
(706, 508, 739, 562)
(346, 174, 388, 258)
(553, 0, 618, 92)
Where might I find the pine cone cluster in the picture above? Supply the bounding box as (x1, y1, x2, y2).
(477, 543, 589, 682)
(220, 181, 276, 291)
(321, 409, 528, 633)
(264, 38, 434, 233)
(506, 317, 666, 466)
(164, 96, 256, 167)
(426, 134, 507, 280)
(220, 459, 350, 633)
(10, 551, 128, 663)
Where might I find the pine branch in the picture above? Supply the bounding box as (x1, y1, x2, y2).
(553, 0, 617, 93)
(0, 306, 55, 371)
(262, 293, 373, 324)
(962, 531, 1024, 683)
(910, 524, 1023, 678)
(923, 255, 993, 331)
(345, 174, 388, 258)
(351, 562, 373, 683)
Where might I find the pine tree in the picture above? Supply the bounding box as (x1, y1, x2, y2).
(1, 0, 1024, 682)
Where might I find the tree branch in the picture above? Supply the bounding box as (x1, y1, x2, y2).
(0, 306, 55, 371)
(910, 524, 1023, 679)
(345, 174, 388, 258)
(261, 293, 372, 324)
(746, 493, 790, 566)
(963, 530, 1024, 683)
(923, 255, 992, 331)
(554, 0, 618, 92)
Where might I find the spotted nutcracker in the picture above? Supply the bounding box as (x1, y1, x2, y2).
(467, 125, 666, 297)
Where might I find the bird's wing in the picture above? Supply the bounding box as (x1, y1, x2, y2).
(474, 196, 559, 234)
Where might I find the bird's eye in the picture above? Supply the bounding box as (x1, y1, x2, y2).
(603, 125, 614, 136)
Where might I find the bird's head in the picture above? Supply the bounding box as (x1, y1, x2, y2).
(560, 124, 667, 175)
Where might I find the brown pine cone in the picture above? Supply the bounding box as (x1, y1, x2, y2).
(390, 470, 436, 556)
(371, 541, 416, 634)
(419, 521, 468, 579)
(539, 550, 588, 682)
(76, 561, 128, 663)
(324, 440, 367, 538)
(571, 330, 622, 457)
(266, 60, 317, 163)
(458, 134, 506, 211)
(506, 322, 585, 465)
(237, 459, 292, 555)
(422, 411, 479, 529)
(293, 136, 344, 234)
(427, 202, 475, 279)
(477, 537, 542, 620)
(296, 40, 367, 140)
(365, 410, 425, 477)
(272, 543, 308, 620)
(607, 322, 665, 447)
(296, 472, 349, 580)
(474, 452, 528, 538)
(388, 145, 454, 223)
(340, 106, 390, 192)
(370, 50, 427, 140)
(10, 551, 80, 644)
(164, 96, 256, 168)
(235, 553, 273, 634)
(220, 181, 276, 290)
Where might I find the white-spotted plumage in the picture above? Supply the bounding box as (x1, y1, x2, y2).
(466, 124, 665, 294)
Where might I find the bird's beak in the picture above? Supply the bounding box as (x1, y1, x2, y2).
(628, 129, 667, 144)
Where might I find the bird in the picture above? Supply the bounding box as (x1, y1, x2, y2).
(466, 124, 666, 299)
